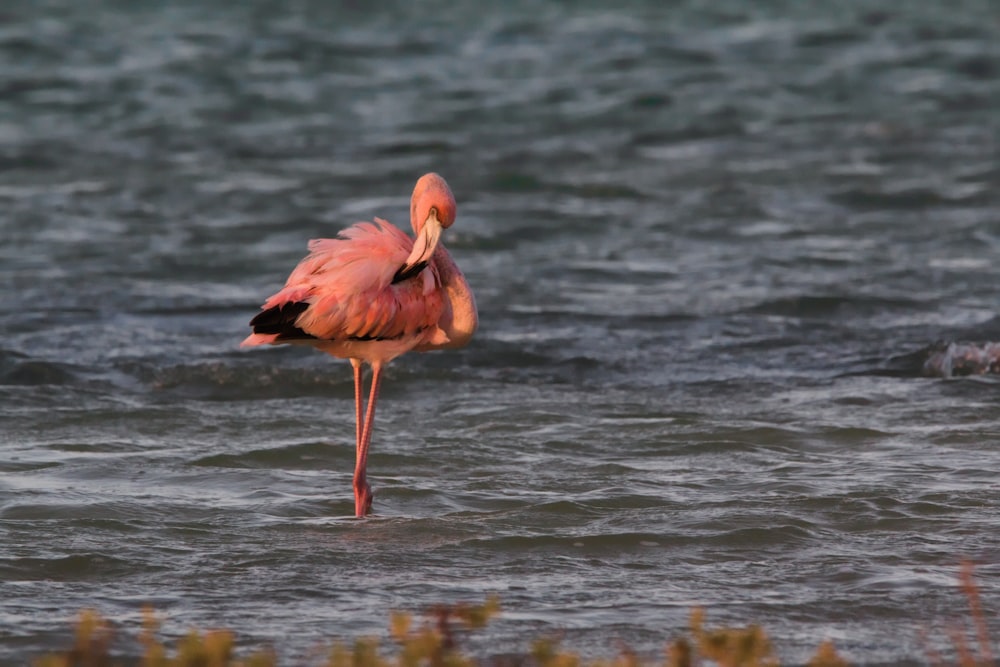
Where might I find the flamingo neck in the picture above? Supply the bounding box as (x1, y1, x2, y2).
(432, 245, 478, 349)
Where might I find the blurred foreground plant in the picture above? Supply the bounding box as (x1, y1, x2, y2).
(33, 563, 996, 667)
(921, 560, 997, 667)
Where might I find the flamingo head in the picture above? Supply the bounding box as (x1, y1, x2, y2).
(395, 173, 456, 283)
(411, 172, 456, 231)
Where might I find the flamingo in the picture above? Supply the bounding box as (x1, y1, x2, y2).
(241, 173, 478, 517)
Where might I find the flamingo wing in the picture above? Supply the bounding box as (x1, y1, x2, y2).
(246, 219, 443, 346)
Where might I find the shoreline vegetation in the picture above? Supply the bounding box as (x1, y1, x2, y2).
(34, 563, 992, 667)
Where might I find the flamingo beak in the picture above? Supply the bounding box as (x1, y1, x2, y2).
(393, 209, 443, 283)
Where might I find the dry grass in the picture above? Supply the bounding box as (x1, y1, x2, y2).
(33, 564, 994, 667)
(920, 561, 996, 667)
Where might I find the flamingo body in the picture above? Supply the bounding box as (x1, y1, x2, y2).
(242, 174, 477, 516)
(242, 219, 447, 361)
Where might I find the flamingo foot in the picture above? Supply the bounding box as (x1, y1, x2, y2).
(353, 477, 374, 517)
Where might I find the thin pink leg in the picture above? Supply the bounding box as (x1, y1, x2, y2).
(353, 362, 383, 517)
(351, 359, 363, 454)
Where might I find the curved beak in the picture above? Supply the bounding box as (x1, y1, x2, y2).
(392, 209, 443, 284)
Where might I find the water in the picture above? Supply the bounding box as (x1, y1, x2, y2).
(2, 1, 999, 664)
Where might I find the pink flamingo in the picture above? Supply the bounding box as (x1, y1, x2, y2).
(241, 173, 478, 517)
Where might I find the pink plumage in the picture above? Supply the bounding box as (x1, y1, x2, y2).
(242, 219, 444, 356)
(242, 174, 477, 517)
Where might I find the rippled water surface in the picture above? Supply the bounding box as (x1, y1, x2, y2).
(2, 1, 1000, 664)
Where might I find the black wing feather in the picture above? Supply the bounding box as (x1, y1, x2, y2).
(249, 301, 317, 340)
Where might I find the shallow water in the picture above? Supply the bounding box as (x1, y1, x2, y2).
(2, 1, 1000, 664)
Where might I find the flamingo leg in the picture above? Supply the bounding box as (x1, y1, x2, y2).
(353, 361, 383, 517)
(351, 359, 363, 455)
